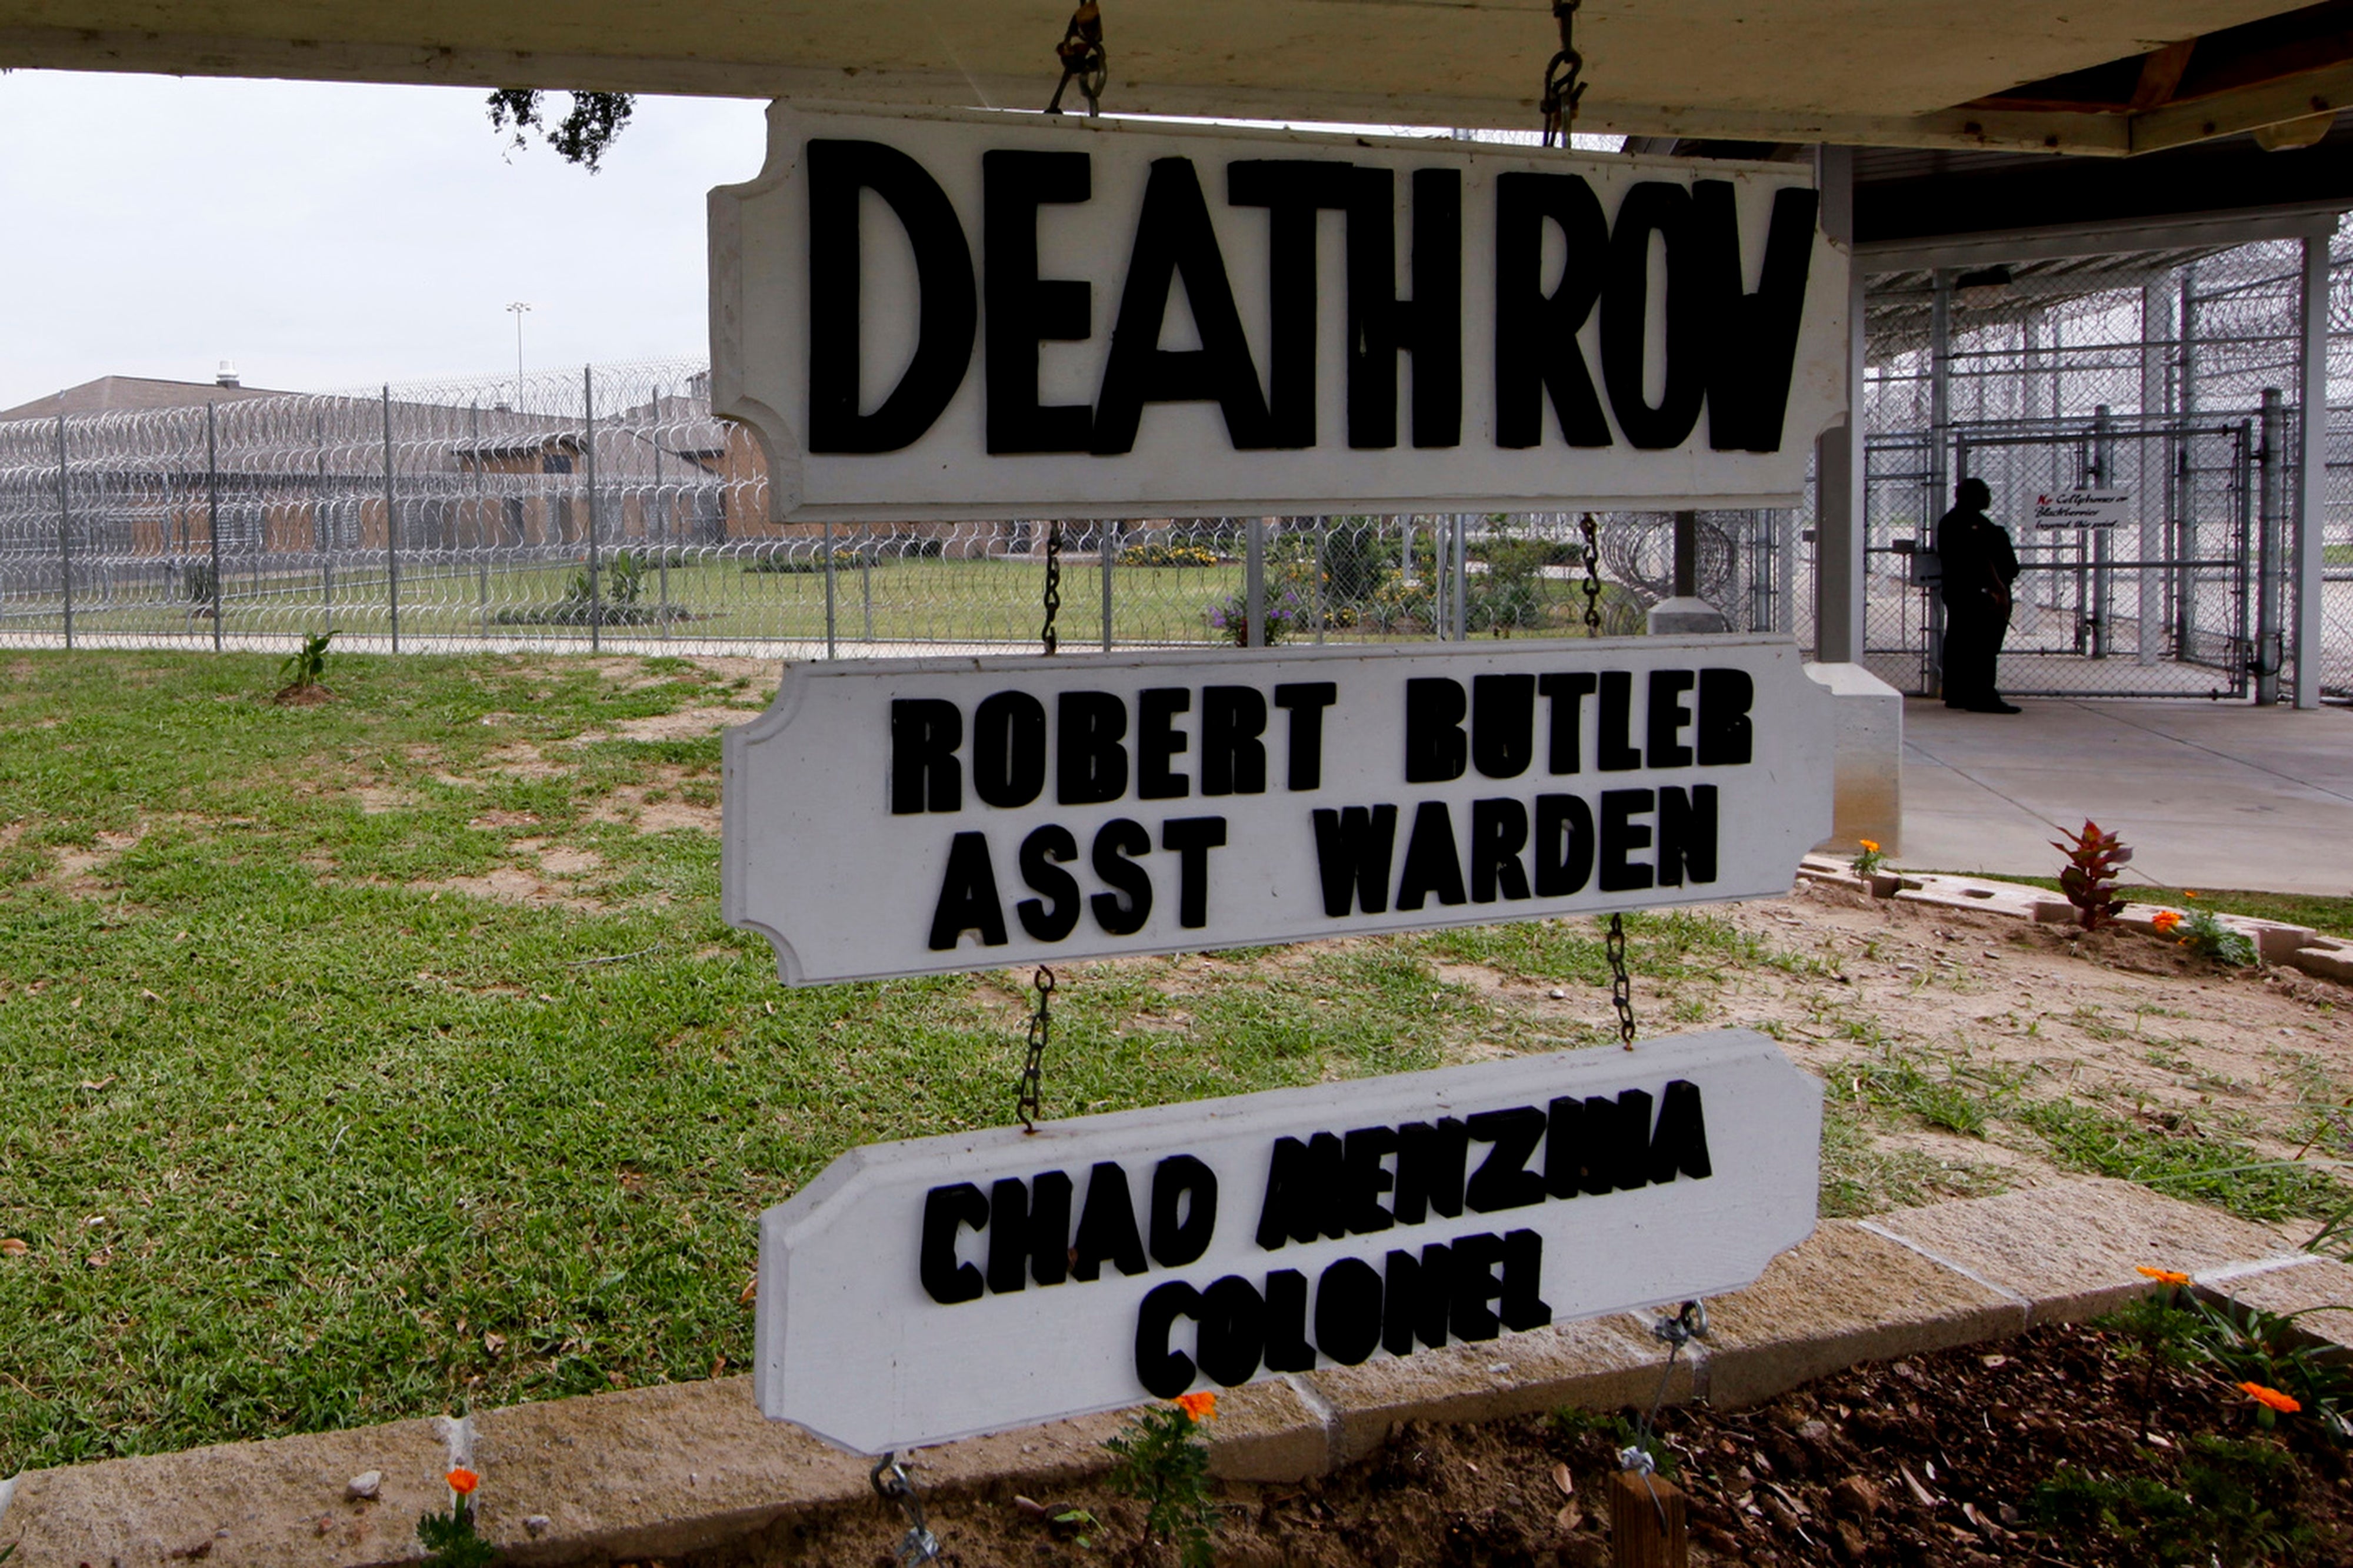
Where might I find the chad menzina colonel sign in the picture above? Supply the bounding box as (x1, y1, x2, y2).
(722, 637, 1831, 984)
(709, 104, 1847, 519)
(754, 1030, 1819, 1453)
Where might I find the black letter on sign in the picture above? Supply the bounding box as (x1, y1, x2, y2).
(1597, 671, 1642, 771)
(1058, 690, 1131, 805)
(1150, 1153, 1219, 1267)
(1590, 1088, 1655, 1192)
(1534, 793, 1595, 898)
(891, 698, 962, 815)
(1494, 172, 1611, 449)
(1257, 1132, 1349, 1249)
(928, 832, 1008, 950)
(1469, 797, 1532, 904)
(1384, 1243, 1454, 1354)
(1696, 181, 1818, 453)
(1315, 1256, 1385, 1366)
(1197, 1274, 1268, 1387)
(1160, 816, 1227, 929)
(1465, 1106, 1548, 1213)
(919, 1182, 987, 1305)
(1134, 1280, 1202, 1398)
(1262, 1269, 1317, 1372)
(1090, 817, 1154, 935)
(1598, 789, 1655, 893)
(1657, 784, 1718, 889)
(1342, 1125, 1399, 1235)
(1450, 1230, 1506, 1342)
(1539, 670, 1597, 775)
(1647, 669, 1695, 770)
(1273, 682, 1338, 790)
(983, 149, 1095, 454)
(1395, 800, 1467, 912)
(1404, 677, 1468, 782)
(988, 1172, 1073, 1293)
(1202, 686, 1268, 796)
(1228, 159, 1352, 448)
(1649, 1079, 1714, 1182)
(1311, 805, 1398, 918)
(806, 140, 975, 453)
(1544, 1096, 1587, 1200)
(1697, 667, 1754, 766)
(1136, 687, 1191, 799)
(1093, 158, 1275, 455)
(1015, 824, 1082, 942)
(972, 690, 1048, 808)
(1072, 1162, 1149, 1281)
(1394, 1117, 1468, 1224)
(1345, 166, 1463, 449)
(1601, 181, 1709, 451)
(1499, 1229, 1552, 1332)
(1472, 673, 1535, 779)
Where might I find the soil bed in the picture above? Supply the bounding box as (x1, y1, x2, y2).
(684, 1322, 2352, 1568)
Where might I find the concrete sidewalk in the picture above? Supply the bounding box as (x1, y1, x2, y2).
(1901, 697, 2353, 896)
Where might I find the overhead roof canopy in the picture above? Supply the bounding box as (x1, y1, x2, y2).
(1, 0, 2347, 156)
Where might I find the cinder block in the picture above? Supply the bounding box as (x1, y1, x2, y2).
(1864, 1177, 2299, 1326)
(1892, 873, 2048, 920)
(1701, 1220, 2024, 1409)
(1298, 1316, 1679, 1466)
(2288, 942, 2353, 985)
(0, 1416, 447, 1568)
(2195, 1256, 2353, 1358)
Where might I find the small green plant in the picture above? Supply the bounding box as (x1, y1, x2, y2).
(279, 631, 335, 693)
(1849, 838, 1887, 878)
(1105, 1394, 1218, 1567)
(2100, 1274, 2204, 1439)
(2029, 1434, 2314, 1566)
(1122, 541, 1222, 568)
(1548, 1406, 1678, 1477)
(1206, 588, 1304, 646)
(1053, 1507, 1101, 1548)
(2053, 819, 2132, 931)
(2180, 908, 2259, 968)
(417, 1468, 495, 1567)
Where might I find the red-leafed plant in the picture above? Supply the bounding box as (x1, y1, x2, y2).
(2053, 820, 2132, 930)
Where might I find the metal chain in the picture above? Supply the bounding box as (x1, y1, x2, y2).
(1539, 0, 1589, 148)
(1579, 512, 1639, 1048)
(1045, 0, 1109, 116)
(871, 1454, 941, 1565)
(1040, 521, 1064, 656)
(1016, 966, 1055, 1133)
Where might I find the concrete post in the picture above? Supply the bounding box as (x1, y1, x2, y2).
(2257, 387, 2285, 705)
(1648, 509, 1729, 633)
(1810, 146, 1867, 665)
(2293, 234, 2328, 709)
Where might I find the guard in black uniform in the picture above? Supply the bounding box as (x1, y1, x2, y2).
(1935, 477, 2022, 713)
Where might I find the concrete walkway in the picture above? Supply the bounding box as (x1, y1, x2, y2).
(1901, 696, 2353, 896)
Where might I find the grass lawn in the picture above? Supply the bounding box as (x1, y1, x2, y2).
(4, 650, 2347, 1482)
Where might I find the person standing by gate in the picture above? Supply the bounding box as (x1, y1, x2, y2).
(1937, 476, 2022, 713)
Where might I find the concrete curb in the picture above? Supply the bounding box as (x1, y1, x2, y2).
(6, 1177, 2344, 1566)
(1795, 856, 2353, 985)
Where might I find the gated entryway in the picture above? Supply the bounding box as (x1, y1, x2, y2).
(1863, 412, 2279, 700)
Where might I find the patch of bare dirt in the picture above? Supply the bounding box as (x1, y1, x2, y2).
(466, 811, 542, 832)
(416, 866, 602, 912)
(51, 825, 147, 892)
(479, 742, 572, 779)
(585, 772, 722, 835)
(538, 846, 603, 877)
(351, 785, 414, 815)
(594, 706, 759, 743)
(270, 683, 335, 707)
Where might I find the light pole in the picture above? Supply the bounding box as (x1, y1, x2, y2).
(506, 301, 532, 405)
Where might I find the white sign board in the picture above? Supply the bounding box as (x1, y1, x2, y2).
(755, 1029, 1821, 1453)
(2031, 491, 2132, 529)
(710, 104, 1849, 521)
(722, 636, 1833, 985)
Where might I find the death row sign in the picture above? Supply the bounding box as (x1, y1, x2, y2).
(721, 639, 1834, 983)
(709, 105, 1848, 518)
(754, 1031, 1821, 1453)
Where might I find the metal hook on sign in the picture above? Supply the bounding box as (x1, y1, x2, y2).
(870, 1453, 941, 1565)
(1046, 0, 1109, 116)
(1538, 0, 1589, 146)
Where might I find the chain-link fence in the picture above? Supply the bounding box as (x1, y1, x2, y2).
(0, 359, 1795, 659)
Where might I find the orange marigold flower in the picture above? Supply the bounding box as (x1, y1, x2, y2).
(2239, 1383, 2300, 1414)
(2135, 1265, 2190, 1285)
(1174, 1391, 1218, 1422)
(446, 1467, 481, 1496)
(2151, 910, 2182, 935)
(2182, 889, 2199, 900)
(1857, 839, 1880, 854)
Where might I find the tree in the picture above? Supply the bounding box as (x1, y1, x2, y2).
(486, 89, 635, 170)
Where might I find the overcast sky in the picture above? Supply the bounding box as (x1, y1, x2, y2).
(0, 71, 768, 409)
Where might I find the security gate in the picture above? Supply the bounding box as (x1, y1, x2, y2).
(1863, 416, 2260, 699)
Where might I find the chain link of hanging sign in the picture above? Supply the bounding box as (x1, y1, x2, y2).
(870, 1453, 941, 1564)
(1539, 0, 1589, 147)
(1046, 1, 1109, 116)
(1015, 966, 1055, 1133)
(1039, 522, 1064, 656)
(1578, 513, 1639, 1048)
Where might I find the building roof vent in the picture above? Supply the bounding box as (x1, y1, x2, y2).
(216, 360, 241, 388)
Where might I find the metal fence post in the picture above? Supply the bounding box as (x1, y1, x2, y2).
(1101, 522, 1114, 652)
(652, 383, 671, 641)
(2292, 233, 2328, 709)
(1245, 516, 1267, 648)
(1312, 517, 1327, 645)
(823, 518, 838, 658)
(1451, 514, 1469, 638)
(584, 366, 602, 653)
(2091, 404, 2114, 659)
(2256, 388, 2284, 704)
(207, 402, 224, 652)
(472, 402, 489, 641)
(383, 385, 400, 655)
(56, 415, 74, 650)
(316, 410, 333, 637)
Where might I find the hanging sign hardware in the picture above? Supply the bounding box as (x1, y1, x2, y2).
(869, 1453, 941, 1564)
(1045, 0, 1108, 117)
(1016, 966, 1056, 1133)
(1539, 0, 1589, 148)
(1575, 513, 1639, 1048)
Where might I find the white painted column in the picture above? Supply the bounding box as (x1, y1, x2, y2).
(2294, 232, 2329, 709)
(1810, 145, 1867, 666)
